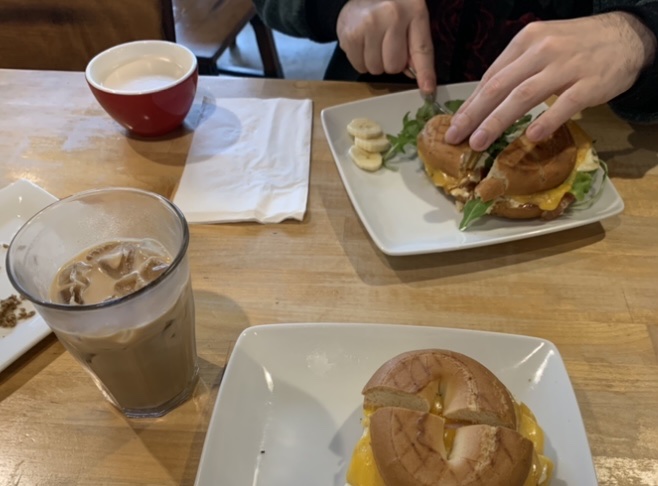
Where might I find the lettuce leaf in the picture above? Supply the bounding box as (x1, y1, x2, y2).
(571, 159, 609, 210)
(571, 171, 595, 201)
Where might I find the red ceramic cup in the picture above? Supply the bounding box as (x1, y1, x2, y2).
(85, 40, 198, 137)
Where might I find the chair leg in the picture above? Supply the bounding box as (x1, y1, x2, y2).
(250, 14, 284, 79)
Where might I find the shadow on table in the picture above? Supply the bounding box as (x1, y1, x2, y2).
(122, 87, 220, 169)
(0, 333, 61, 402)
(598, 121, 658, 180)
(124, 356, 225, 485)
(381, 221, 611, 284)
(578, 106, 658, 180)
(124, 287, 249, 485)
(319, 169, 615, 285)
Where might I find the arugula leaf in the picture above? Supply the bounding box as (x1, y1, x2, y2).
(416, 99, 440, 124)
(505, 114, 532, 136)
(476, 113, 533, 170)
(482, 112, 531, 152)
(445, 99, 465, 113)
(459, 199, 494, 231)
(383, 111, 422, 163)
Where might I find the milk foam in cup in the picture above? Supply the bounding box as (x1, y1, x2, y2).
(6, 188, 198, 418)
(85, 40, 198, 137)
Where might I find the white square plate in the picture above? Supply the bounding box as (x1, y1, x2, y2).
(194, 323, 597, 486)
(0, 179, 58, 373)
(321, 82, 624, 256)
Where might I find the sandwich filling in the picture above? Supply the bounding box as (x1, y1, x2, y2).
(346, 399, 553, 486)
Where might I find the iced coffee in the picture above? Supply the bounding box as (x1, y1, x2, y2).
(49, 238, 197, 412)
(51, 238, 173, 305)
(6, 187, 198, 418)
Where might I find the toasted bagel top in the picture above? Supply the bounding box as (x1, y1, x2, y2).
(475, 123, 577, 201)
(417, 115, 475, 179)
(362, 349, 517, 429)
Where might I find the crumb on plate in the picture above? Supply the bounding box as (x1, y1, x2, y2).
(1, 294, 36, 329)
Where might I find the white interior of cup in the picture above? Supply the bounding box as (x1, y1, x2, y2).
(85, 40, 197, 95)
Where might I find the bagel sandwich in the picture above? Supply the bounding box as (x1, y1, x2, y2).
(417, 114, 605, 230)
(346, 349, 553, 486)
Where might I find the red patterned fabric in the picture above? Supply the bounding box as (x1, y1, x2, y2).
(427, 0, 543, 83)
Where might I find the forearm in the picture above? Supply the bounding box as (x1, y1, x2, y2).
(253, 0, 349, 42)
(596, 2, 658, 122)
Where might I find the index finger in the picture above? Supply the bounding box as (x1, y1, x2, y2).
(408, 15, 435, 95)
(454, 31, 527, 116)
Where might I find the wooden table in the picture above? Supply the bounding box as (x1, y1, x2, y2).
(0, 69, 656, 485)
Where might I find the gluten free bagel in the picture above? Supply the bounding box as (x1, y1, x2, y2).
(346, 349, 553, 486)
(417, 113, 602, 225)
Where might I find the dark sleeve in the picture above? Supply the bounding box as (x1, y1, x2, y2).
(253, 0, 350, 43)
(595, 1, 658, 123)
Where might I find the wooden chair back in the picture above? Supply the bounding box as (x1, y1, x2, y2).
(0, 0, 174, 71)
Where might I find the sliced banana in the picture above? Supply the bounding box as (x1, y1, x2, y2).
(349, 145, 383, 172)
(347, 118, 383, 139)
(355, 135, 390, 153)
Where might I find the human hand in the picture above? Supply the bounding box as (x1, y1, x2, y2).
(336, 0, 436, 95)
(444, 12, 658, 151)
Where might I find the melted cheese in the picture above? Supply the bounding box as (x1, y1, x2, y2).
(426, 166, 458, 189)
(517, 402, 554, 486)
(346, 402, 553, 486)
(508, 168, 579, 211)
(346, 409, 386, 486)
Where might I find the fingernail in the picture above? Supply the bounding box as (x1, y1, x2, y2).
(526, 123, 545, 142)
(470, 129, 489, 151)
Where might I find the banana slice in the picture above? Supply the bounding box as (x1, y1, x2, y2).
(347, 118, 383, 139)
(355, 135, 390, 153)
(349, 145, 383, 172)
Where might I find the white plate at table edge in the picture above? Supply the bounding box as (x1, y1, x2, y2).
(0, 179, 57, 373)
(194, 322, 598, 486)
(321, 82, 624, 256)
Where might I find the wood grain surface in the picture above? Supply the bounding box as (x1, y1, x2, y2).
(0, 69, 657, 485)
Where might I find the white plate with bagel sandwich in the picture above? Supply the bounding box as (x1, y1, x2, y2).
(321, 82, 624, 256)
(194, 323, 597, 486)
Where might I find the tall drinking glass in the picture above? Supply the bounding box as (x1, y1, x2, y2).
(6, 187, 198, 418)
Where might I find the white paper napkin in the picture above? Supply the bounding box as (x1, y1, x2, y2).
(172, 97, 312, 223)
